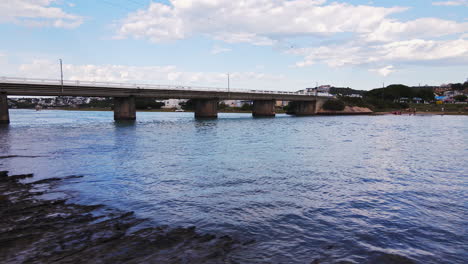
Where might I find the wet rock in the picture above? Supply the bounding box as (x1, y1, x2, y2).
(367, 252, 416, 264)
(0, 172, 243, 264)
(0, 155, 43, 159)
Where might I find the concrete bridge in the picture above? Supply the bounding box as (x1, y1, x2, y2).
(0, 77, 331, 124)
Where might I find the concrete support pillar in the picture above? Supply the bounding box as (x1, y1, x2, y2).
(194, 99, 218, 118)
(114, 96, 136, 121)
(289, 101, 316, 116)
(315, 99, 326, 113)
(252, 100, 276, 117)
(0, 93, 9, 124)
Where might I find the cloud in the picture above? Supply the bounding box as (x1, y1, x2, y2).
(369, 65, 395, 77)
(291, 39, 468, 68)
(6, 59, 286, 89)
(211, 45, 231, 55)
(364, 18, 468, 42)
(115, 0, 409, 44)
(432, 0, 468, 6)
(115, 0, 468, 45)
(0, 0, 83, 28)
(113, 0, 468, 75)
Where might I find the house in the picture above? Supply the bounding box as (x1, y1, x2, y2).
(399, 97, 409, 103)
(222, 100, 242, 107)
(276, 100, 289, 107)
(160, 99, 187, 109)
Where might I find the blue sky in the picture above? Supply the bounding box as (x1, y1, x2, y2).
(0, 0, 467, 91)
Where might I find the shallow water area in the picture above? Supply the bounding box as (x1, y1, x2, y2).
(1, 109, 466, 263)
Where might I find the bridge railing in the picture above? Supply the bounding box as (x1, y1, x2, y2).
(1, 76, 335, 97)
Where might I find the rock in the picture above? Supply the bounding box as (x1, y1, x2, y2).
(0, 172, 243, 264)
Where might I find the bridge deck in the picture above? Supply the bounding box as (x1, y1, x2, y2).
(0, 77, 330, 101)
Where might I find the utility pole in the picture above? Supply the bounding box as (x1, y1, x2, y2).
(382, 82, 385, 101)
(227, 73, 230, 99)
(59, 59, 64, 93)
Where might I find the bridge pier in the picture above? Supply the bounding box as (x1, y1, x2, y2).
(289, 101, 317, 116)
(194, 99, 218, 118)
(252, 100, 275, 117)
(0, 93, 9, 124)
(114, 96, 136, 121)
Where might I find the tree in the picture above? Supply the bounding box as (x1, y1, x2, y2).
(463, 82, 468, 89)
(454, 95, 467, 102)
(240, 103, 252, 111)
(451, 83, 463, 90)
(365, 84, 413, 101)
(322, 99, 345, 111)
(180, 99, 195, 110)
(135, 98, 164, 109)
(218, 102, 228, 110)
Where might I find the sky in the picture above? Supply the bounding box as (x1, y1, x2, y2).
(0, 0, 467, 91)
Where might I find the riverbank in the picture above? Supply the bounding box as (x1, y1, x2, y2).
(373, 111, 468, 115)
(0, 171, 246, 263)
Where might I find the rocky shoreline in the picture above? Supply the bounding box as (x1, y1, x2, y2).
(0, 171, 246, 264)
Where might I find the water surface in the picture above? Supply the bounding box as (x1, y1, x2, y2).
(0, 109, 466, 263)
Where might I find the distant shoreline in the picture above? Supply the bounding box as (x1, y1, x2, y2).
(10, 108, 468, 115)
(373, 111, 468, 116)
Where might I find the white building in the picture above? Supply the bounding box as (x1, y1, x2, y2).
(159, 99, 187, 109)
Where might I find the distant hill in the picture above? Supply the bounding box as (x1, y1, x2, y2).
(329, 87, 365, 95)
(365, 84, 433, 101)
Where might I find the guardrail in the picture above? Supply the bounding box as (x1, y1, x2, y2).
(0, 76, 330, 97)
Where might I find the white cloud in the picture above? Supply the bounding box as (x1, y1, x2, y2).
(365, 18, 468, 42)
(116, 0, 408, 44)
(115, 0, 468, 45)
(113, 0, 468, 75)
(6, 59, 286, 89)
(369, 65, 395, 77)
(210, 45, 231, 55)
(292, 39, 468, 68)
(432, 0, 468, 6)
(0, 0, 83, 28)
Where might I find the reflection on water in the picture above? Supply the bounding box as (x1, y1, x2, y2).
(0, 109, 466, 263)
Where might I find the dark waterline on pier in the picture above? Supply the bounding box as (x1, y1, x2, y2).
(0, 109, 466, 263)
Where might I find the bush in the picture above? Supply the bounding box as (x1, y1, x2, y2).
(180, 99, 195, 110)
(338, 96, 368, 108)
(135, 98, 164, 109)
(322, 99, 345, 111)
(454, 95, 467, 102)
(219, 102, 228, 110)
(241, 103, 252, 111)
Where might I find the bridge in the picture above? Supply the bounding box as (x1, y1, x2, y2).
(0, 77, 331, 124)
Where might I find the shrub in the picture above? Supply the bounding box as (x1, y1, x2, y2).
(241, 103, 252, 111)
(322, 99, 345, 111)
(454, 95, 467, 102)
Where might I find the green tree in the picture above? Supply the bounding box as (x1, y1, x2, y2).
(240, 103, 252, 111)
(454, 95, 467, 102)
(322, 99, 345, 111)
(180, 99, 195, 110)
(451, 83, 463, 90)
(135, 98, 165, 109)
(218, 102, 228, 110)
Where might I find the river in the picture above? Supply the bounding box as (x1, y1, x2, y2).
(0, 109, 466, 263)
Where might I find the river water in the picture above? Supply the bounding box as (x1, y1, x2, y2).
(0, 109, 466, 263)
